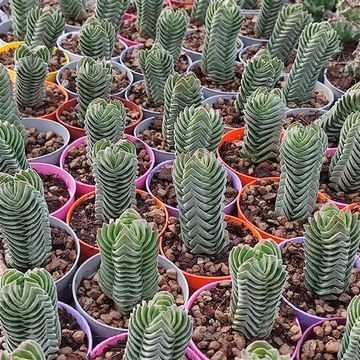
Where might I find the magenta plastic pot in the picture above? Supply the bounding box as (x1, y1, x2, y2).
(279, 237, 360, 330)
(58, 301, 93, 356)
(146, 159, 242, 217)
(294, 317, 346, 360)
(185, 280, 300, 360)
(60, 135, 155, 195)
(30, 162, 76, 220)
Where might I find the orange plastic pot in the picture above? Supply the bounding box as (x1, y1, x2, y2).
(66, 189, 169, 263)
(159, 214, 262, 293)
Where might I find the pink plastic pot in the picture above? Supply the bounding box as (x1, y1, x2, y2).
(30, 162, 76, 221)
(60, 135, 155, 196)
(185, 280, 301, 360)
(294, 317, 346, 359)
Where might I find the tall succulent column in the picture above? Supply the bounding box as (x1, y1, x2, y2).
(98, 209, 159, 313)
(92, 139, 137, 223)
(0, 268, 61, 358)
(337, 0, 360, 23)
(173, 148, 229, 256)
(275, 123, 327, 222)
(201, 0, 244, 84)
(124, 292, 192, 360)
(79, 18, 116, 60)
(135, 0, 163, 39)
(266, 4, 312, 65)
(229, 240, 287, 339)
(95, 0, 131, 30)
(191, 0, 211, 24)
(240, 87, 286, 163)
(162, 72, 203, 148)
(235, 50, 283, 111)
(0, 340, 46, 359)
(304, 203, 360, 300)
(174, 105, 223, 154)
(139, 44, 174, 106)
(283, 23, 340, 104)
(241, 341, 290, 359)
(59, 0, 87, 22)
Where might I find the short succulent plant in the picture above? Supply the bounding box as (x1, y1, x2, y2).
(275, 123, 327, 222)
(25, 6, 65, 51)
(283, 22, 340, 105)
(79, 17, 115, 60)
(304, 203, 360, 300)
(0, 268, 61, 358)
(92, 139, 137, 224)
(0, 340, 46, 360)
(266, 4, 312, 65)
(155, 7, 189, 64)
(241, 341, 290, 360)
(346, 42, 360, 81)
(59, 0, 87, 22)
(191, 0, 211, 24)
(162, 72, 203, 148)
(95, 0, 131, 30)
(240, 87, 286, 164)
(173, 148, 229, 256)
(201, 0, 244, 84)
(327, 18, 360, 45)
(139, 44, 174, 106)
(124, 292, 192, 360)
(98, 209, 159, 313)
(337, 0, 360, 24)
(229, 239, 287, 339)
(76, 57, 113, 126)
(235, 49, 283, 111)
(135, 0, 163, 39)
(303, 0, 335, 21)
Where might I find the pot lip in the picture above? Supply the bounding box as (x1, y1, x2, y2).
(285, 107, 328, 116)
(323, 67, 345, 97)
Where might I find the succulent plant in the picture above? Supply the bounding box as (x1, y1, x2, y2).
(266, 4, 312, 65)
(135, 0, 163, 39)
(59, 0, 87, 22)
(0, 121, 29, 175)
(139, 44, 174, 106)
(240, 87, 286, 164)
(0, 268, 61, 358)
(173, 148, 229, 256)
(241, 341, 290, 360)
(79, 17, 116, 60)
(14, 44, 50, 109)
(0, 340, 46, 360)
(229, 239, 287, 339)
(92, 139, 137, 224)
(25, 7, 65, 51)
(201, 0, 244, 84)
(304, 203, 360, 300)
(337, 0, 360, 24)
(338, 295, 360, 359)
(319, 83, 360, 141)
(98, 209, 159, 313)
(162, 72, 203, 148)
(346, 42, 360, 81)
(76, 57, 113, 126)
(95, 0, 131, 30)
(0, 169, 52, 271)
(283, 22, 340, 105)
(174, 105, 223, 155)
(235, 50, 283, 111)
(242, 0, 258, 9)
(254, 0, 286, 39)
(327, 18, 360, 45)
(303, 0, 335, 21)
(124, 292, 192, 360)
(9, 0, 39, 40)
(275, 123, 327, 222)
(191, 0, 211, 24)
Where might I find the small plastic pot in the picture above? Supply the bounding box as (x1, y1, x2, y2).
(72, 253, 189, 339)
(60, 135, 155, 195)
(159, 215, 261, 293)
(146, 159, 242, 217)
(55, 97, 144, 140)
(323, 68, 345, 100)
(238, 11, 268, 48)
(58, 301, 93, 356)
(66, 189, 169, 262)
(22, 117, 70, 165)
(0, 19, 14, 46)
(31, 162, 76, 221)
(185, 280, 301, 360)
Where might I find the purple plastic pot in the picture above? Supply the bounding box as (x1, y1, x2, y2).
(58, 301, 93, 356)
(60, 135, 155, 196)
(279, 237, 360, 329)
(294, 317, 346, 360)
(146, 160, 242, 217)
(30, 162, 76, 221)
(185, 280, 301, 360)
(90, 332, 200, 359)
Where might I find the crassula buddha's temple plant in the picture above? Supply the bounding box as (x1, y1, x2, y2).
(241, 341, 290, 359)
(190, 0, 211, 24)
(337, 0, 360, 23)
(59, 0, 88, 23)
(95, 0, 131, 31)
(0, 340, 46, 360)
(345, 42, 360, 82)
(303, 0, 335, 21)
(134, 0, 163, 40)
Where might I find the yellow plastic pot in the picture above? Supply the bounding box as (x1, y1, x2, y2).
(0, 41, 70, 83)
